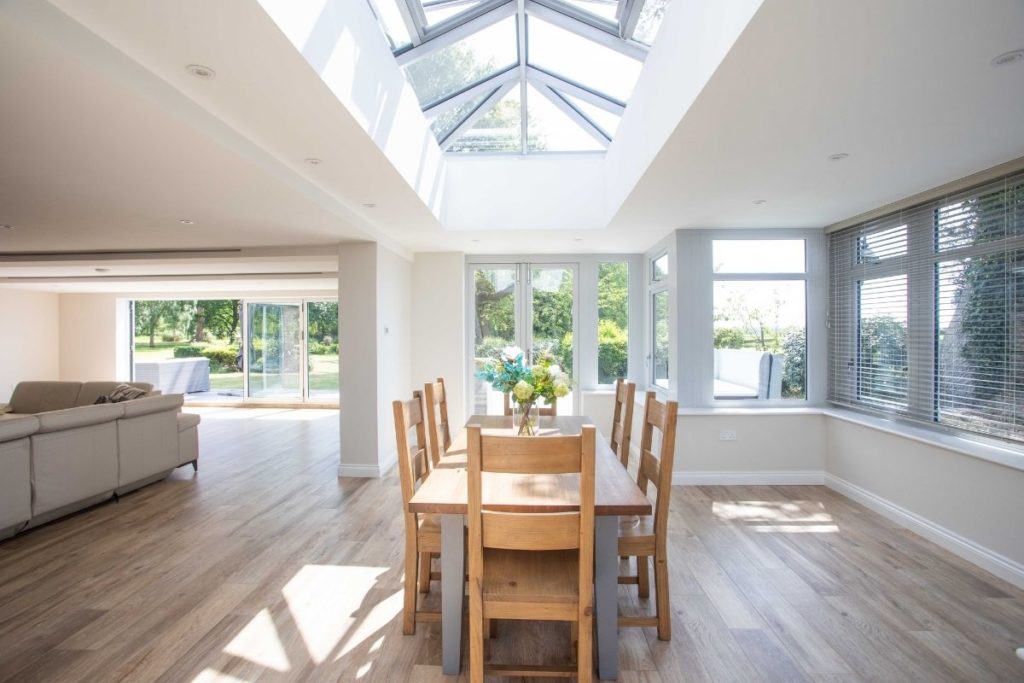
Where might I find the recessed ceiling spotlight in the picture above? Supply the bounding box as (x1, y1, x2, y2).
(94, 267, 110, 273)
(186, 64, 216, 80)
(304, 157, 322, 165)
(362, 202, 376, 209)
(991, 49, 1024, 67)
(179, 219, 195, 225)
(573, 238, 583, 242)
(470, 239, 481, 243)
(752, 199, 767, 205)
(0, 224, 13, 230)
(827, 152, 850, 162)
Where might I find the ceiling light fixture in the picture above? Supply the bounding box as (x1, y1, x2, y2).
(94, 268, 110, 273)
(179, 219, 195, 225)
(991, 49, 1024, 67)
(362, 203, 376, 209)
(304, 158, 322, 165)
(470, 239, 481, 243)
(752, 199, 767, 205)
(573, 238, 583, 242)
(186, 64, 216, 80)
(0, 224, 13, 230)
(827, 152, 850, 162)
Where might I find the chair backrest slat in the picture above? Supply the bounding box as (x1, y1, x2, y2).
(636, 391, 678, 540)
(478, 434, 582, 474)
(424, 377, 451, 467)
(610, 379, 636, 467)
(392, 391, 430, 510)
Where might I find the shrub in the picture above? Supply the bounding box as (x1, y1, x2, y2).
(475, 336, 509, 361)
(780, 328, 806, 399)
(172, 345, 205, 358)
(309, 340, 339, 355)
(201, 346, 240, 372)
(597, 319, 627, 384)
(161, 333, 179, 343)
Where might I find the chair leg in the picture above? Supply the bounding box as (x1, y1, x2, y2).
(637, 555, 650, 598)
(469, 600, 484, 683)
(418, 552, 431, 593)
(402, 546, 417, 635)
(577, 616, 592, 683)
(570, 620, 579, 663)
(654, 552, 671, 641)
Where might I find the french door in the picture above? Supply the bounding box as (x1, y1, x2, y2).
(469, 262, 579, 416)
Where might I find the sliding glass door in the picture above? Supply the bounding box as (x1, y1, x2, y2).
(470, 263, 578, 415)
(246, 302, 302, 399)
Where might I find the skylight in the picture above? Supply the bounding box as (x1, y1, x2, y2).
(368, 0, 671, 153)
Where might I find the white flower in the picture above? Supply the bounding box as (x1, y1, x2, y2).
(531, 364, 548, 378)
(501, 346, 524, 362)
(553, 381, 570, 398)
(513, 380, 534, 401)
(548, 364, 562, 376)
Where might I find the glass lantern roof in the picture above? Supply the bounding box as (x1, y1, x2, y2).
(367, 0, 671, 153)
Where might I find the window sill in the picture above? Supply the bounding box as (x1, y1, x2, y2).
(677, 406, 825, 416)
(823, 407, 1024, 473)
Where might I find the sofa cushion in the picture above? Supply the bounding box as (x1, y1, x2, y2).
(121, 394, 183, 418)
(8, 382, 82, 414)
(76, 382, 154, 407)
(177, 412, 201, 431)
(35, 403, 124, 434)
(0, 414, 39, 442)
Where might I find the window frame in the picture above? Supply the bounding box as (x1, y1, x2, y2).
(645, 241, 674, 397)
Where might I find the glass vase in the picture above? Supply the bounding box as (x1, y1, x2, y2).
(513, 400, 537, 436)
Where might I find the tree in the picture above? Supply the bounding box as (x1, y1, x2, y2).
(474, 270, 515, 349)
(134, 301, 176, 347)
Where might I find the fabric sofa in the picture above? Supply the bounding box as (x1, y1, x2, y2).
(0, 381, 200, 538)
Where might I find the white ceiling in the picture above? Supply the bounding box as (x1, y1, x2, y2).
(0, 0, 1022, 278)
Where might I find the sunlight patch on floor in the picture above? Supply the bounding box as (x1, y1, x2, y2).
(191, 667, 254, 682)
(222, 608, 291, 672)
(712, 500, 838, 533)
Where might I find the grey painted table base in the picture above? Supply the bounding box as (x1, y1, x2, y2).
(439, 512, 620, 680)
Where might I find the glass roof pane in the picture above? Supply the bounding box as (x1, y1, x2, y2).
(430, 90, 493, 142)
(448, 87, 522, 153)
(556, 91, 620, 138)
(527, 16, 642, 102)
(632, 0, 670, 46)
(421, 0, 484, 26)
(404, 16, 517, 107)
(526, 85, 604, 152)
(368, 0, 412, 50)
(559, 0, 618, 23)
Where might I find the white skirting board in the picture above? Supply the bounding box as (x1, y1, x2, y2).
(671, 470, 824, 486)
(824, 473, 1024, 590)
(338, 450, 398, 478)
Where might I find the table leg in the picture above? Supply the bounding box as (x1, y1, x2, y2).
(594, 515, 618, 679)
(441, 513, 465, 675)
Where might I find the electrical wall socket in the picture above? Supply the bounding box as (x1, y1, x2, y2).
(719, 429, 738, 441)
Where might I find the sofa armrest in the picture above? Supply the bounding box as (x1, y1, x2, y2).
(121, 394, 183, 418)
(0, 415, 39, 442)
(35, 404, 124, 434)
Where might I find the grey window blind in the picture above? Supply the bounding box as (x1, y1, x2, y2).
(829, 172, 1024, 446)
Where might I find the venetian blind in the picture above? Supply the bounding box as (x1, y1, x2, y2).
(829, 172, 1024, 445)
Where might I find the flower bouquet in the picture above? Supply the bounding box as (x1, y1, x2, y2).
(476, 346, 572, 436)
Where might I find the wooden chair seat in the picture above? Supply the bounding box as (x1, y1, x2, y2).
(483, 549, 579, 618)
(617, 516, 656, 555)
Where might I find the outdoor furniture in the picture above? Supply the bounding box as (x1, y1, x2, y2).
(408, 415, 651, 679)
(465, 423, 596, 681)
(617, 391, 678, 640)
(133, 357, 210, 394)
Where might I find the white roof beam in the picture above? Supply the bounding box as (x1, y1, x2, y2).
(422, 67, 519, 120)
(537, 84, 610, 147)
(526, 65, 625, 114)
(440, 80, 519, 149)
(517, 0, 528, 154)
(525, 0, 646, 62)
(396, 0, 427, 45)
(396, 1, 517, 66)
(619, 0, 644, 40)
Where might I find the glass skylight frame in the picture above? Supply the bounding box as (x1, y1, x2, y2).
(368, 0, 666, 153)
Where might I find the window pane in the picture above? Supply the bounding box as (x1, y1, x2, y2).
(557, 91, 620, 138)
(430, 90, 492, 143)
(421, 0, 484, 26)
(473, 267, 518, 414)
(559, 0, 618, 23)
(652, 253, 668, 281)
(652, 290, 669, 388)
(306, 301, 339, 399)
(598, 262, 629, 384)
(447, 87, 522, 153)
(713, 281, 805, 399)
(936, 184, 1012, 251)
(404, 16, 517, 107)
(857, 225, 907, 263)
(527, 16, 642, 102)
(936, 252, 1022, 442)
(526, 84, 604, 152)
(632, 0, 671, 45)
(531, 267, 575, 414)
(857, 275, 908, 409)
(368, 0, 412, 50)
(713, 240, 805, 274)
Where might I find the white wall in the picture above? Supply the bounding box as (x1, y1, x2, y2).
(826, 416, 1024, 585)
(411, 252, 465, 429)
(58, 293, 127, 381)
(376, 244, 412, 473)
(0, 290, 61, 399)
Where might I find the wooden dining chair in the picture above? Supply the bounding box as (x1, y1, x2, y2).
(610, 379, 636, 468)
(466, 425, 596, 682)
(423, 377, 451, 468)
(392, 391, 443, 635)
(502, 392, 558, 417)
(618, 390, 678, 641)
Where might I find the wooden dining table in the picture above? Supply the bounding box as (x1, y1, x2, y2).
(407, 415, 652, 680)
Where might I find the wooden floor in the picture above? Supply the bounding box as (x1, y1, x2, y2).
(1, 408, 1022, 682)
